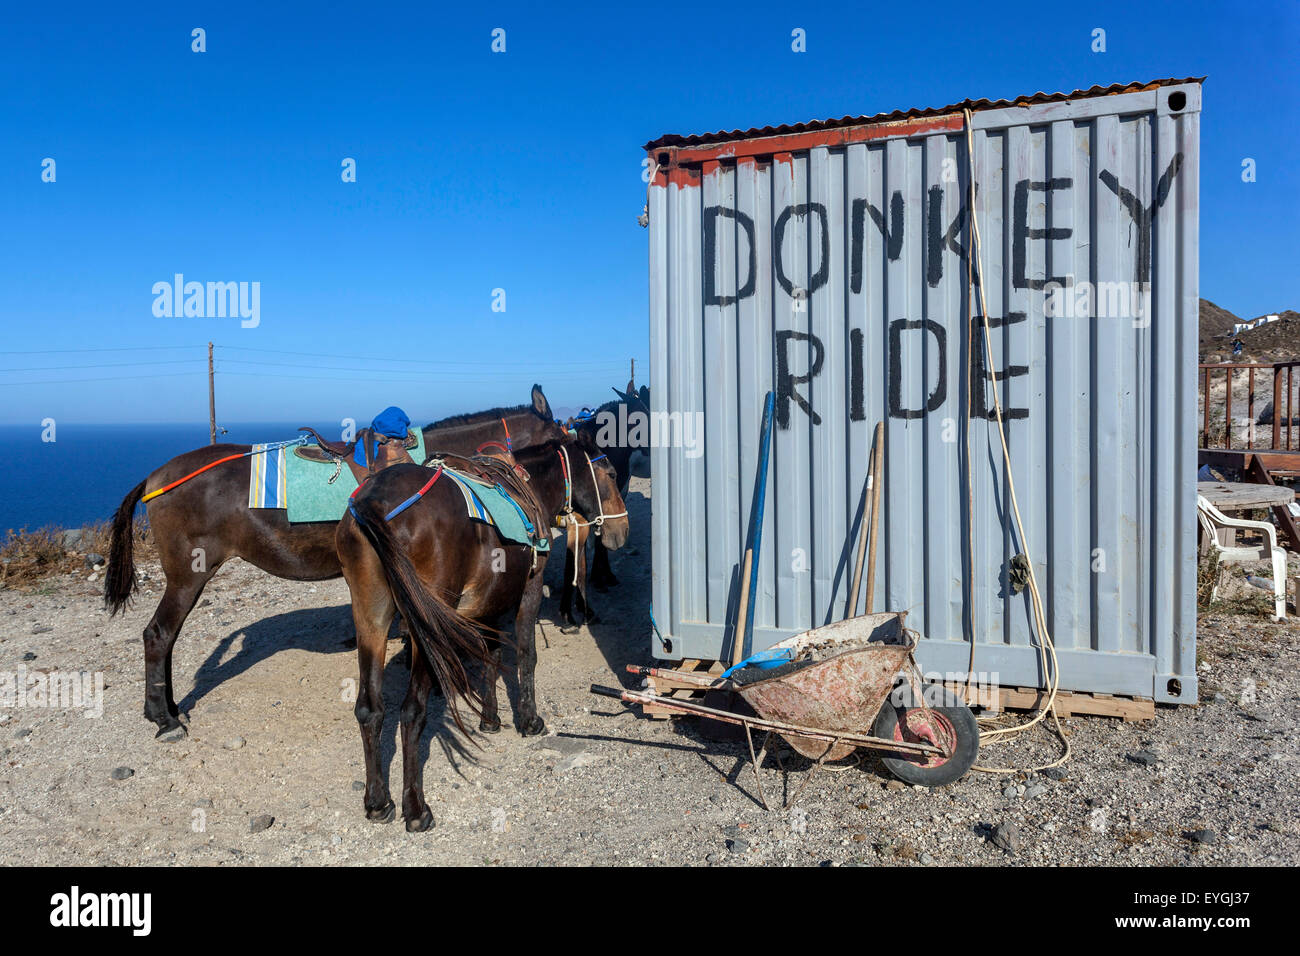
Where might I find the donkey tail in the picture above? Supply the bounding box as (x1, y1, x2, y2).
(104, 478, 147, 616)
(350, 496, 502, 739)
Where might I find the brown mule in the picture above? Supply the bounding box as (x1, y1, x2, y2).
(558, 381, 650, 625)
(104, 385, 565, 738)
(555, 511, 594, 632)
(337, 438, 629, 830)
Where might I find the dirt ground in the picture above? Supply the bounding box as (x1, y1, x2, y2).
(1, 473, 1296, 867)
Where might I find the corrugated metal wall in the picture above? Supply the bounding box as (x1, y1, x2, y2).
(647, 82, 1199, 704)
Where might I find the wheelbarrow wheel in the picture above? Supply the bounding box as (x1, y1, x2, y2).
(872, 685, 978, 787)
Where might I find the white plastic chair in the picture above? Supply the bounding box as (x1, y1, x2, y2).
(1196, 494, 1287, 620)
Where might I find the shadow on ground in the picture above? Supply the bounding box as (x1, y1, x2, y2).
(178, 603, 354, 715)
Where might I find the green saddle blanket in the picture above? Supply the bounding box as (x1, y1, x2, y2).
(285, 429, 426, 523)
(439, 466, 550, 551)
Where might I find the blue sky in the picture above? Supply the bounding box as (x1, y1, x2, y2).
(1, 0, 1296, 425)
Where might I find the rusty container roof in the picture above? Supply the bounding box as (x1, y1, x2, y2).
(644, 77, 1205, 151)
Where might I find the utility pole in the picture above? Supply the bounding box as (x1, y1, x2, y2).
(630, 358, 635, 389)
(208, 342, 216, 445)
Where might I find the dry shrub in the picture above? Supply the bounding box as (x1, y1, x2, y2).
(1196, 552, 1220, 610)
(0, 526, 66, 581)
(0, 518, 153, 588)
(1196, 550, 1276, 619)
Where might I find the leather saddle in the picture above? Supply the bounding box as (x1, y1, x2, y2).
(426, 451, 548, 544)
(296, 426, 419, 484)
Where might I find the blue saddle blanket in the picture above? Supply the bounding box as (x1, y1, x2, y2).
(248, 442, 291, 509)
(249, 428, 427, 523)
(440, 467, 550, 551)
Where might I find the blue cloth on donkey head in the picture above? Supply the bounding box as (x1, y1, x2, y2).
(371, 406, 411, 439)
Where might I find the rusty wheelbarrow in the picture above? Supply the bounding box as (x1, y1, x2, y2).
(590, 612, 979, 809)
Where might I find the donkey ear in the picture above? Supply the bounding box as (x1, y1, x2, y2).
(639, 385, 649, 405)
(531, 384, 553, 420)
(626, 377, 636, 395)
(611, 386, 631, 404)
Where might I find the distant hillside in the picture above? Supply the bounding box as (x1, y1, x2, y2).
(1199, 299, 1242, 357)
(1225, 310, 1300, 361)
(1199, 299, 1300, 363)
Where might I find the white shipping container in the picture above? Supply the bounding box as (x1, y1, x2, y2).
(644, 79, 1201, 704)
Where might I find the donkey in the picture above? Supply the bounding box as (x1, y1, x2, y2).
(338, 438, 628, 830)
(557, 382, 650, 626)
(104, 385, 566, 738)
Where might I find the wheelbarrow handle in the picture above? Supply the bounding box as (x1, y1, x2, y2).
(589, 684, 627, 699)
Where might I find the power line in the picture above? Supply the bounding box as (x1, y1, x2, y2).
(0, 345, 200, 356)
(0, 344, 650, 391)
(0, 343, 649, 373)
(218, 370, 629, 385)
(217, 358, 628, 378)
(221, 345, 643, 368)
(0, 359, 203, 372)
(0, 371, 201, 387)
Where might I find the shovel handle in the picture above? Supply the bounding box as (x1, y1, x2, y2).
(732, 548, 754, 666)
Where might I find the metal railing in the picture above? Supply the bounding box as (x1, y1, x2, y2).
(1200, 360, 1300, 451)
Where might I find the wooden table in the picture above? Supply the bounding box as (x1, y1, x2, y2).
(1198, 481, 1294, 512)
(1198, 481, 1295, 550)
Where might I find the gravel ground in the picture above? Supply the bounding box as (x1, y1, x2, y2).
(1, 473, 1296, 866)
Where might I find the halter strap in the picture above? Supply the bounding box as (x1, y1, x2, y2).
(555, 447, 628, 535)
(557, 446, 574, 515)
(348, 465, 443, 523)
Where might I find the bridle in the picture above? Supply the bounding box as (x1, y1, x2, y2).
(556, 446, 627, 536)
(555, 445, 627, 587)
(475, 417, 513, 457)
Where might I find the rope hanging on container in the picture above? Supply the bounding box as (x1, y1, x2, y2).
(960, 106, 1070, 774)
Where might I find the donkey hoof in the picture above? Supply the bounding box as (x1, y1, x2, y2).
(584, 610, 601, 625)
(479, 718, 502, 734)
(152, 714, 186, 740)
(518, 715, 547, 737)
(405, 808, 435, 833)
(366, 800, 396, 823)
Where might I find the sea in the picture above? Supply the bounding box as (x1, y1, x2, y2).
(0, 422, 342, 536)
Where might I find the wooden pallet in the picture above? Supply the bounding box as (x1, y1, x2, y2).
(943, 681, 1155, 721)
(643, 659, 724, 718)
(643, 658, 1154, 722)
